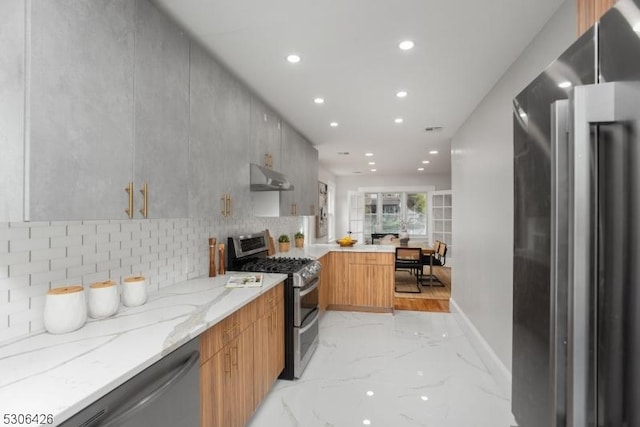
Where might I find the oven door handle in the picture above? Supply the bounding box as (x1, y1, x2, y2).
(299, 307, 319, 333)
(299, 277, 319, 297)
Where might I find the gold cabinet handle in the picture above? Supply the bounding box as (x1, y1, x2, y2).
(221, 194, 227, 216)
(224, 351, 231, 374)
(139, 182, 148, 218)
(230, 345, 238, 367)
(125, 182, 133, 219)
(227, 195, 232, 217)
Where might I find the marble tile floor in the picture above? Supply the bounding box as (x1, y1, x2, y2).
(248, 310, 516, 427)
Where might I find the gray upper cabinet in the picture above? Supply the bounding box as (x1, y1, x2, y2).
(280, 123, 318, 216)
(188, 42, 251, 219)
(0, 0, 25, 222)
(134, 0, 189, 219)
(303, 142, 319, 216)
(188, 43, 225, 219)
(29, 0, 135, 220)
(250, 97, 281, 170)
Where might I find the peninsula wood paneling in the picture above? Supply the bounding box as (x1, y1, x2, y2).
(577, 0, 617, 35)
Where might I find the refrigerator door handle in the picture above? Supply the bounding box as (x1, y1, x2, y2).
(569, 82, 640, 427)
(550, 99, 569, 427)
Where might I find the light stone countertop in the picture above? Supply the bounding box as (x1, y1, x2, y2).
(271, 243, 395, 260)
(0, 273, 287, 426)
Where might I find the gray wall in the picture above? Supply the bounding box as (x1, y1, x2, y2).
(335, 173, 451, 239)
(450, 0, 576, 372)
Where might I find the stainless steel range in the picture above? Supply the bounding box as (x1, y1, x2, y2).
(227, 231, 321, 379)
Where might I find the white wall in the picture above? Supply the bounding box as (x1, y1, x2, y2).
(450, 0, 576, 374)
(335, 173, 451, 239)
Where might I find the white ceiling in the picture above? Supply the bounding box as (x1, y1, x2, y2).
(152, 0, 565, 177)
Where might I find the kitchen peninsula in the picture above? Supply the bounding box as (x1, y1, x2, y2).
(275, 244, 396, 313)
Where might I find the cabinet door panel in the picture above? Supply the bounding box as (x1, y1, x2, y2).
(280, 123, 305, 215)
(250, 97, 281, 170)
(304, 142, 319, 216)
(201, 348, 231, 427)
(0, 0, 25, 221)
(211, 65, 250, 217)
(235, 326, 254, 427)
(133, 0, 189, 218)
(30, 0, 135, 220)
(188, 42, 226, 218)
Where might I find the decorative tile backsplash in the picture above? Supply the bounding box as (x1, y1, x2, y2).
(0, 216, 300, 345)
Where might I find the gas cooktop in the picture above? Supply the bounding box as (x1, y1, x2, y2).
(238, 257, 315, 274)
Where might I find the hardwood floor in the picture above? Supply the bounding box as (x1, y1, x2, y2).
(393, 266, 451, 313)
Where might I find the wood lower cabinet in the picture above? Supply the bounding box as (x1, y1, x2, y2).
(200, 282, 284, 427)
(253, 285, 284, 409)
(201, 326, 253, 427)
(327, 252, 394, 312)
(328, 252, 349, 305)
(318, 254, 331, 314)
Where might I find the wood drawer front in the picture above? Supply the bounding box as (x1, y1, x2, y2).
(256, 283, 284, 317)
(201, 302, 257, 363)
(348, 252, 393, 266)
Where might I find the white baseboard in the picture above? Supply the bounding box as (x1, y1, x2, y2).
(449, 298, 511, 398)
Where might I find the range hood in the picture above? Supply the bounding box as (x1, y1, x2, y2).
(250, 163, 294, 191)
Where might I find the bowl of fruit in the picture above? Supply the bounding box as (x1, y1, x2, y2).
(336, 235, 357, 247)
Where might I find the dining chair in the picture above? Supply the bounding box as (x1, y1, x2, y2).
(432, 242, 448, 267)
(394, 247, 422, 293)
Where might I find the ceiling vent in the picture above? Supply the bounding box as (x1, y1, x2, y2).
(425, 126, 443, 132)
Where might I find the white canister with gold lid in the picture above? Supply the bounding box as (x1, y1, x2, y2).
(44, 285, 87, 334)
(122, 276, 147, 307)
(88, 280, 119, 319)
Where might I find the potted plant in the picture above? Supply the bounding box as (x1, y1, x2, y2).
(278, 234, 290, 252)
(294, 231, 304, 248)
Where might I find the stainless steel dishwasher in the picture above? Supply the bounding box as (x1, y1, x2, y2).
(60, 337, 200, 427)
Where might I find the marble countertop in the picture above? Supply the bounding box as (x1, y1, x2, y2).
(272, 243, 395, 259)
(0, 273, 287, 426)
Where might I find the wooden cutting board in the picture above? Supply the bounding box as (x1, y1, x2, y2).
(265, 229, 276, 256)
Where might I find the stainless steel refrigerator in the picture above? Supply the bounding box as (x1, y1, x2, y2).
(512, 1, 640, 426)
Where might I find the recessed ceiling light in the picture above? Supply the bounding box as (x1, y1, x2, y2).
(365, 153, 374, 157)
(396, 91, 408, 98)
(368, 161, 376, 165)
(399, 40, 415, 51)
(370, 168, 377, 172)
(286, 54, 301, 63)
(314, 97, 325, 104)
(558, 81, 572, 89)
(394, 118, 404, 124)
(422, 160, 430, 164)
(634, 23, 640, 32)
(429, 150, 438, 154)
(330, 122, 339, 127)
(417, 167, 425, 171)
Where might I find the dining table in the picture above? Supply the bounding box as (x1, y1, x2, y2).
(386, 238, 440, 286)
